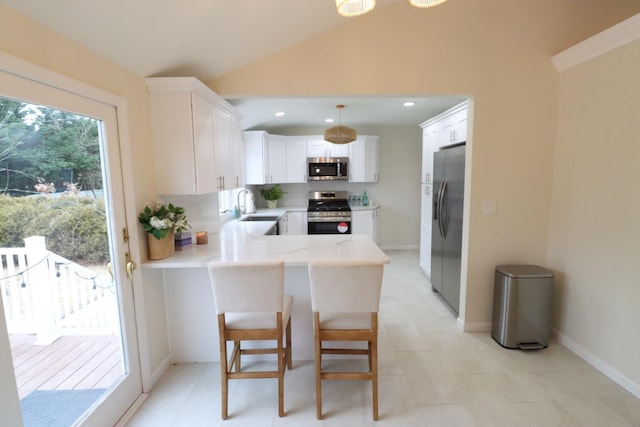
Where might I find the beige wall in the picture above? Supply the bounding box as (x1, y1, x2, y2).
(548, 39, 640, 390)
(210, 0, 640, 328)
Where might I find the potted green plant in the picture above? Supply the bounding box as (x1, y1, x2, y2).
(259, 184, 286, 209)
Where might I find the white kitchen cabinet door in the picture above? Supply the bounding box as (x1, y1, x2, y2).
(267, 134, 287, 183)
(281, 211, 306, 235)
(352, 208, 379, 244)
(148, 89, 218, 195)
(307, 138, 327, 158)
(243, 131, 287, 184)
(349, 135, 379, 182)
(214, 108, 234, 191)
(419, 183, 432, 277)
(307, 137, 349, 158)
(231, 114, 244, 189)
(286, 136, 307, 183)
(327, 141, 349, 158)
(421, 125, 438, 184)
(452, 109, 468, 144)
(243, 130, 268, 185)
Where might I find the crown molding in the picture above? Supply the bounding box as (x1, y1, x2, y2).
(552, 13, 640, 72)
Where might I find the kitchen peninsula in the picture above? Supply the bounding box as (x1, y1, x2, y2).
(142, 215, 389, 362)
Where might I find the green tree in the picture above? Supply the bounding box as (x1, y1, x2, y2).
(23, 108, 102, 194)
(0, 98, 40, 194)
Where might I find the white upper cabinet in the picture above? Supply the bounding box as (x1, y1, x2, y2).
(244, 132, 378, 184)
(348, 135, 379, 182)
(146, 77, 243, 195)
(307, 137, 349, 158)
(243, 131, 286, 185)
(429, 102, 468, 148)
(285, 136, 307, 183)
(267, 134, 287, 184)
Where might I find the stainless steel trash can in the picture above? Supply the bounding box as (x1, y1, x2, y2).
(491, 265, 554, 350)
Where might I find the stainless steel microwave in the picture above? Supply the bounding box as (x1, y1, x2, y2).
(307, 157, 349, 181)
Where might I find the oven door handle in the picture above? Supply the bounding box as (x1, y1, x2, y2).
(307, 217, 352, 223)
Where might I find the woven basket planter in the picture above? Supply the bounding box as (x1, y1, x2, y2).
(148, 229, 175, 260)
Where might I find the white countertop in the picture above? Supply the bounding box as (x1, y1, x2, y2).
(141, 209, 388, 269)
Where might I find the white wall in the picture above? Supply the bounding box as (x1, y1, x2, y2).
(548, 38, 640, 394)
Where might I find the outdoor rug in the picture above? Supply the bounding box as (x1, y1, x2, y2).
(20, 389, 106, 427)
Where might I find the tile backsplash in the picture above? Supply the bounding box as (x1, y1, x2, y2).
(159, 193, 221, 233)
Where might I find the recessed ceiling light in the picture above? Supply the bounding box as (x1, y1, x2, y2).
(325, 118, 335, 123)
(275, 111, 286, 117)
(403, 101, 416, 107)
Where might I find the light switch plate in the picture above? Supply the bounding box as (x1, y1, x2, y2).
(482, 202, 497, 215)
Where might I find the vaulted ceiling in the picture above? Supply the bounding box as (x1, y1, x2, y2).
(0, 0, 471, 130)
(2, 0, 638, 131)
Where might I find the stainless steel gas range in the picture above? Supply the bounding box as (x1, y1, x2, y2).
(307, 191, 352, 234)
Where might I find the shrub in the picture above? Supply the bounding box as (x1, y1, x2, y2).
(0, 195, 109, 264)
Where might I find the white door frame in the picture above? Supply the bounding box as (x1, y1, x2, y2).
(0, 52, 146, 426)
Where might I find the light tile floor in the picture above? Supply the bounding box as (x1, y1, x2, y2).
(126, 250, 640, 427)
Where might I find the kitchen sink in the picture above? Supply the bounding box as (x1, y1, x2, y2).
(239, 215, 279, 222)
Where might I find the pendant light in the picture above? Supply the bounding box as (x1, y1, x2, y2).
(409, 0, 447, 8)
(336, 0, 376, 17)
(324, 105, 357, 144)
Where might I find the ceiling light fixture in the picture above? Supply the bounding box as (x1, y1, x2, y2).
(409, 0, 447, 8)
(403, 101, 416, 107)
(335, 0, 446, 16)
(336, 0, 376, 17)
(324, 105, 357, 144)
(275, 111, 286, 117)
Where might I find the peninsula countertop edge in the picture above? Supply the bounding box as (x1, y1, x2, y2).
(141, 230, 389, 269)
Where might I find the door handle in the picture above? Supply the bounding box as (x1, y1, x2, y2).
(440, 179, 448, 239)
(125, 252, 137, 280)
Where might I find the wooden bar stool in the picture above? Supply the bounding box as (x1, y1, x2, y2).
(308, 260, 385, 421)
(207, 260, 293, 419)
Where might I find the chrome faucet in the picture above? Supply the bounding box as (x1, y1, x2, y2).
(237, 188, 254, 214)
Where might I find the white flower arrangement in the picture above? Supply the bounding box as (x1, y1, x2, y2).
(138, 202, 190, 240)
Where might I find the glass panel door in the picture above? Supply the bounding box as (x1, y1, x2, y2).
(0, 68, 141, 426)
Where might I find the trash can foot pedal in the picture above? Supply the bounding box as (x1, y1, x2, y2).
(518, 343, 545, 350)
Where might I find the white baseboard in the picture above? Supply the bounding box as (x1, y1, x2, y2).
(379, 245, 419, 251)
(459, 320, 492, 332)
(114, 393, 148, 427)
(552, 328, 640, 399)
(148, 354, 171, 390)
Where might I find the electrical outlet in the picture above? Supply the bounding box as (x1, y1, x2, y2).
(482, 202, 497, 215)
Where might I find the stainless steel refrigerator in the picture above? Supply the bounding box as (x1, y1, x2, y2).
(431, 144, 465, 315)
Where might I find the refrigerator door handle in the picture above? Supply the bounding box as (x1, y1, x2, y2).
(440, 179, 448, 239)
(433, 179, 444, 222)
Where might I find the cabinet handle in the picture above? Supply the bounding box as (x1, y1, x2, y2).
(235, 176, 239, 188)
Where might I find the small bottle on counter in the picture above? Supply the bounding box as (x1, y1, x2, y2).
(362, 191, 369, 206)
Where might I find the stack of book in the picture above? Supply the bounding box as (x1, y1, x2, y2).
(174, 232, 192, 251)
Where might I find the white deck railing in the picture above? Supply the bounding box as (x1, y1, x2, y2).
(0, 236, 118, 345)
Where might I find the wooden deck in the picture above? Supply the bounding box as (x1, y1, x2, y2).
(10, 334, 123, 400)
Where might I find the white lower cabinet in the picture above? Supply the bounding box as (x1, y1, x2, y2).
(279, 211, 307, 235)
(351, 208, 379, 244)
